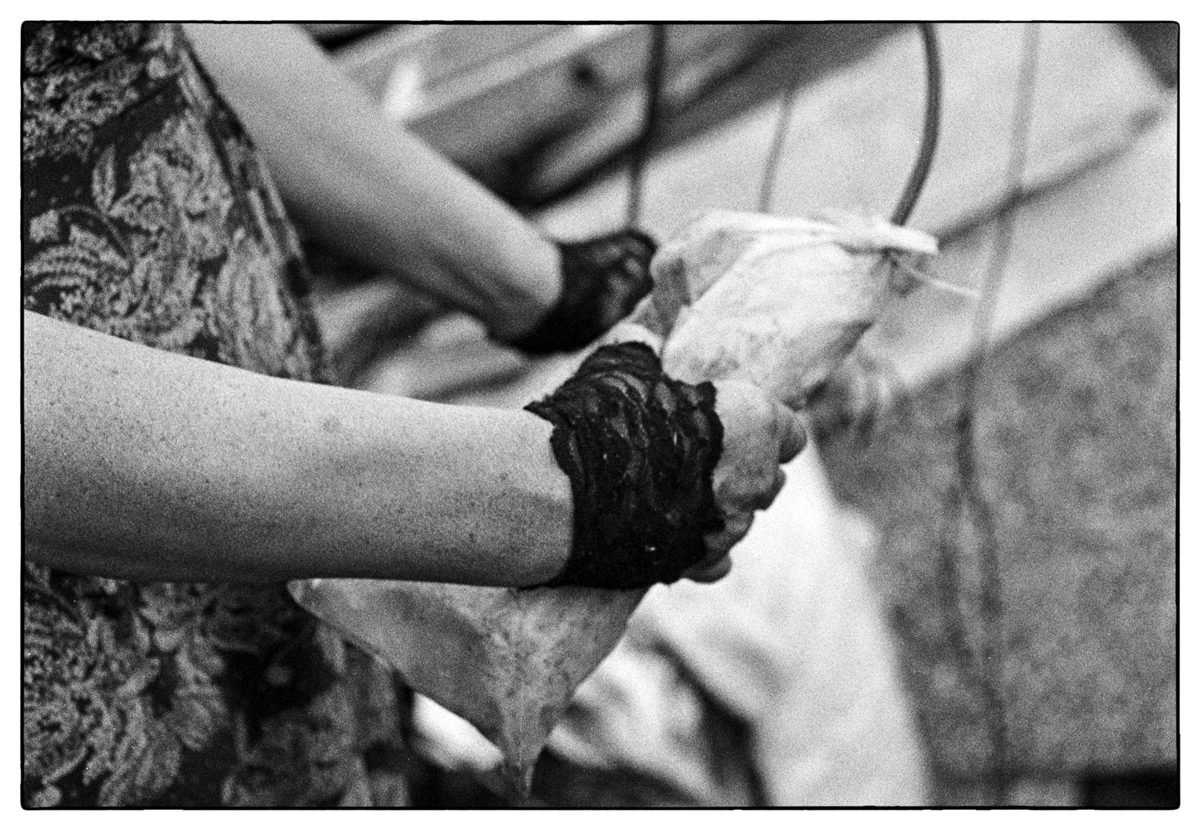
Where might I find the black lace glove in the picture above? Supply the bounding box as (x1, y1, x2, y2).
(525, 342, 726, 589)
(508, 230, 656, 355)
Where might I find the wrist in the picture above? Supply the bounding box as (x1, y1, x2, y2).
(525, 342, 725, 589)
(483, 237, 563, 342)
(509, 411, 575, 584)
(505, 230, 656, 356)
(350, 402, 574, 586)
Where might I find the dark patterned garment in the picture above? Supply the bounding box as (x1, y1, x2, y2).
(22, 23, 409, 807)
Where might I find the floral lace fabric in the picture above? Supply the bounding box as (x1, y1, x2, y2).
(22, 23, 408, 807)
(525, 342, 725, 588)
(510, 229, 655, 355)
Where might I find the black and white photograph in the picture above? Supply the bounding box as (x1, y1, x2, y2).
(16, 11, 1182, 810)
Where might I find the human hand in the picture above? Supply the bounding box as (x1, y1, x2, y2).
(682, 380, 806, 583)
(509, 229, 655, 355)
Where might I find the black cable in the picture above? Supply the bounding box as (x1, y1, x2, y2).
(638, 23, 939, 227)
(627, 24, 669, 228)
(756, 23, 941, 224)
(890, 22, 943, 226)
(758, 80, 800, 213)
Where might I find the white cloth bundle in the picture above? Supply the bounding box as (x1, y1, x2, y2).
(655, 210, 936, 404)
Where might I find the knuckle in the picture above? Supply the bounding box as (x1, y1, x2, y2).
(753, 475, 782, 509)
(771, 468, 788, 497)
(725, 511, 753, 539)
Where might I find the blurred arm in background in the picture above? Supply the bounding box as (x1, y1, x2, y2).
(183, 23, 561, 344)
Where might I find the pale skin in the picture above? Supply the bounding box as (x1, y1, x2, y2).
(181, 23, 560, 343)
(22, 25, 804, 587)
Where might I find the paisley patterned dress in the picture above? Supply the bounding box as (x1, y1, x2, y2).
(22, 23, 410, 807)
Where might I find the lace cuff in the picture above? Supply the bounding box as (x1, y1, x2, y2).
(509, 230, 655, 355)
(525, 342, 725, 588)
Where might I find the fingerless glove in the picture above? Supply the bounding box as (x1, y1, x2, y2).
(510, 230, 655, 355)
(525, 342, 725, 588)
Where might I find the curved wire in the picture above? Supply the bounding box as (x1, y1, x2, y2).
(627, 23, 669, 227)
(890, 22, 943, 226)
(635, 23, 940, 228)
(755, 23, 942, 224)
(758, 80, 800, 213)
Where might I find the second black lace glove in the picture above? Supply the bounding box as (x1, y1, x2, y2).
(509, 229, 656, 355)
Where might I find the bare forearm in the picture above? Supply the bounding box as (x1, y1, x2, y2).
(23, 312, 571, 585)
(183, 23, 560, 341)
